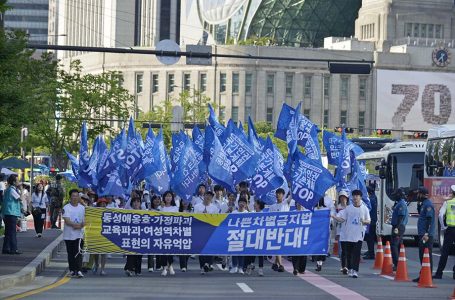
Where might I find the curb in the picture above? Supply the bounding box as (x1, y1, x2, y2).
(0, 234, 64, 291)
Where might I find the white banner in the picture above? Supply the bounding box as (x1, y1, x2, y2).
(376, 69, 455, 131)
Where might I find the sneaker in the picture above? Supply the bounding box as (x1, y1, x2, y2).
(181, 268, 187, 272)
(221, 263, 226, 270)
(161, 268, 168, 276)
(77, 271, 84, 278)
(272, 263, 278, 271)
(135, 273, 142, 276)
(298, 270, 306, 274)
(230, 267, 238, 274)
(125, 270, 133, 277)
(315, 264, 322, 272)
(169, 265, 175, 276)
(209, 265, 214, 272)
(67, 271, 75, 277)
(100, 270, 106, 276)
(352, 271, 358, 278)
(203, 263, 210, 273)
(293, 270, 298, 276)
(245, 265, 252, 276)
(348, 269, 354, 277)
(148, 267, 154, 272)
(277, 265, 285, 272)
(238, 269, 244, 275)
(392, 265, 397, 272)
(342, 267, 348, 275)
(200, 269, 206, 275)
(92, 265, 98, 274)
(258, 268, 264, 277)
(412, 277, 420, 283)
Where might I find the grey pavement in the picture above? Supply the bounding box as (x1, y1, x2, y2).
(1, 242, 453, 300)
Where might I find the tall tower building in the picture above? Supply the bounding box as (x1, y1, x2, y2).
(3, 0, 49, 44)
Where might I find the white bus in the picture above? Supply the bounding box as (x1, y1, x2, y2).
(357, 141, 426, 240)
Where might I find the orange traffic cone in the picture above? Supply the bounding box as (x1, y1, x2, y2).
(373, 236, 384, 269)
(417, 248, 435, 288)
(450, 288, 455, 300)
(45, 208, 51, 229)
(394, 244, 410, 281)
(380, 241, 393, 275)
(332, 239, 339, 256)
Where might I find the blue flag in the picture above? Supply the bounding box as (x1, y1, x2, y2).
(147, 128, 171, 194)
(208, 132, 234, 191)
(172, 138, 202, 203)
(222, 121, 259, 185)
(323, 130, 364, 166)
(97, 129, 126, 187)
(192, 125, 204, 152)
(64, 149, 79, 180)
(348, 157, 372, 210)
(248, 116, 259, 140)
(170, 131, 188, 172)
(141, 128, 156, 179)
(291, 150, 336, 211)
(121, 118, 143, 193)
(251, 137, 284, 204)
(276, 103, 321, 164)
(203, 126, 215, 167)
(208, 104, 225, 137)
(78, 122, 91, 188)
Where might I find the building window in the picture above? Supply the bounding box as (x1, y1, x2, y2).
(152, 74, 159, 93)
(428, 24, 434, 38)
(323, 109, 329, 128)
(285, 74, 293, 96)
(220, 73, 226, 93)
(405, 23, 443, 39)
(135, 73, 143, 94)
(304, 75, 312, 98)
(324, 76, 330, 98)
(199, 73, 207, 92)
(220, 107, 226, 122)
(340, 77, 349, 99)
(267, 74, 274, 94)
(435, 24, 442, 38)
(245, 73, 252, 94)
(340, 110, 347, 125)
(359, 111, 365, 133)
(232, 73, 239, 93)
(266, 107, 273, 123)
(167, 73, 175, 93)
(244, 106, 251, 122)
(303, 109, 310, 119)
(359, 77, 367, 99)
(183, 73, 191, 91)
(361, 23, 375, 39)
(405, 23, 412, 37)
(231, 106, 239, 124)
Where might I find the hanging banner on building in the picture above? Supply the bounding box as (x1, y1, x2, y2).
(376, 69, 455, 131)
(84, 207, 330, 255)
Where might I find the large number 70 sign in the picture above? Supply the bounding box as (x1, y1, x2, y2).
(391, 84, 451, 129)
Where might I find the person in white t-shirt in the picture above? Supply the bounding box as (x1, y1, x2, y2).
(220, 192, 237, 214)
(213, 185, 227, 212)
(193, 191, 219, 274)
(268, 188, 291, 272)
(332, 189, 370, 278)
(62, 189, 86, 278)
(191, 184, 206, 207)
(230, 197, 249, 275)
(124, 196, 144, 277)
(160, 191, 178, 277)
(335, 190, 349, 274)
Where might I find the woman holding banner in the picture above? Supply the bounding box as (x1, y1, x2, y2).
(147, 195, 162, 273)
(292, 202, 308, 275)
(124, 196, 143, 277)
(178, 200, 192, 272)
(160, 191, 178, 276)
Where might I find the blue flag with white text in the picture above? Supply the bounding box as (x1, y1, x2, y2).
(208, 132, 234, 191)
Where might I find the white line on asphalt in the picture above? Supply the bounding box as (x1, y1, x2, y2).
(432, 253, 441, 257)
(330, 256, 341, 261)
(236, 283, 254, 293)
(216, 264, 228, 271)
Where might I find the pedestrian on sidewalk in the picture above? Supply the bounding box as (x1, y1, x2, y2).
(1, 174, 23, 255)
(49, 175, 65, 229)
(63, 189, 85, 278)
(433, 185, 455, 280)
(332, 189, 370, 278)
(31, 182, 49, 238)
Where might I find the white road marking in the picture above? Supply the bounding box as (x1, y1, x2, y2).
(330, 256, 341, 261)
(236, 282, 254, 293)
(432, 253, 441, 257)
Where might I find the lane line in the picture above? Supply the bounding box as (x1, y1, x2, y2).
(236, 282, 254, 293)
(432, 253, 441, 257)
(330, 256, 341, 261)
(280, 259, 369, 300)
(4, 276, 71, 300)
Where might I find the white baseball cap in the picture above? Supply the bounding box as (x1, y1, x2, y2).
(451, 185, 455, 192)
(338, 190, 349, 198)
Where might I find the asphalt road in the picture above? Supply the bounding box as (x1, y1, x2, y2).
(1, 243, 454, 300)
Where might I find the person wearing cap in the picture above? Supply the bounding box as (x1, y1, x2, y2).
(335, 190, 349, 274)
(412, 186, 435, 282)
(433, 185, 455, 280)
(363, 186, 377, 260)
(332, 189, 370, 278)
(390, 188, 408, 271)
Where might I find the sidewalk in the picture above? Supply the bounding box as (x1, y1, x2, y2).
(0, 228, 63, 290)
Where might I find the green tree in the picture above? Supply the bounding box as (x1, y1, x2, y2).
(34, 60, 134, 170)
(0, 29, 58, 158)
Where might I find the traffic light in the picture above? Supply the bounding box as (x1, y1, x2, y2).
(413, 132, 428, 139)
(376, 129, 391, 135)
(345, 127, 354, 134)
(334, 127, 354, 133)
(334, 127, 343, 133)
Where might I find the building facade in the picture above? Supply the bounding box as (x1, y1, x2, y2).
(3, 0, 49, 44)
